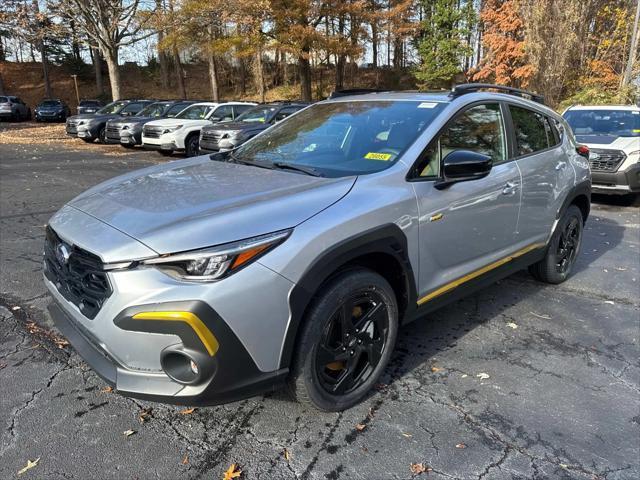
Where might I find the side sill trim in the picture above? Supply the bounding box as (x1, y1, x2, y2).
(417, 242, 546, 306)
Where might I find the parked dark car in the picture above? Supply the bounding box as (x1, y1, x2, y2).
(199, 102, 308, 153)
(34, 99, 71, 122)
(0, 96, 31, 121)
(77, 99, 105, 115)
(66, 99, 155, 143)
(105, 100, 196, 148)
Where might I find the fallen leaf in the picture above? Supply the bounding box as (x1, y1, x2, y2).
(461, 374, 468, 378)
(17, 458, 40, 475)
(402, 432, 413, 438)
(456, 443, 466, 449)
(530, 312, 551, 319)
(283, 448, 290, 461)
(430, 366, 442, 372)
(615, 267, 627, 272)
(138, 407, 153, 424)
(355, 423, 366, 431)
(410, 463, 431, 474)
(506, 322, 518, 329)
(604, 300, 615, 305)
(222, 463, 242, 479)
(180, 407, 196, 415)
(374, 383, 388, 391)
(101, 386, 113, 393)
(123, 429, 136, 437)
(11, 306, 21, 311)
(476, 373, 490, 380)
(181, 453, 189, 465)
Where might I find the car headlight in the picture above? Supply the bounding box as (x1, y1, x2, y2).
(163, 125, 183, 134)
(142, 230, 291, 282)
(628, 150, 640, 162)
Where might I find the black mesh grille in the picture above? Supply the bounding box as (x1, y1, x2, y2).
(106, 125, 121, 139)
(201, 131, 223, 142)
(44, 227, 111, 319)
(590, 149, 626, 172)
(66, 120, 78, 134)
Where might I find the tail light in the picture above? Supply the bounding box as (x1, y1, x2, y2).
(576, 145, 590, 159)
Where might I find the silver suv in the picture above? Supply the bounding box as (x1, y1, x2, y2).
(44, 84, 591, 411)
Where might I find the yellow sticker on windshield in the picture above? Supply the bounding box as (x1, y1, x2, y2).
(365, 152, 393, 161)
(633, 129, 640, 133)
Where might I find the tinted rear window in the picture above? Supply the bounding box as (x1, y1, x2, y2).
(509, 105, 550, 155)
(563, 109, 640, 137)
(40, 100, 62, 107)
(0, 97, 8, 103)
(80, 100, 101, 106)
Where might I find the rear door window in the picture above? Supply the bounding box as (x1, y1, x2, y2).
(232, 105, 253, 118)
(509, 105, 550, 156)
(274, 107, 301, 122)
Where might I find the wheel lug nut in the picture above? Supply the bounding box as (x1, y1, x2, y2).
(350, 350, 354, 355)
(342, 347, 346, 351)
(357, 339, 362, 344)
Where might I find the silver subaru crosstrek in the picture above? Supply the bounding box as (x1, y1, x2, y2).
(44, 84, 591, 411)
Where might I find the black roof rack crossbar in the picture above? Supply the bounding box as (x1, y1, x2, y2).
(328, 88, 387, 99)
(450, 83, 545, 105)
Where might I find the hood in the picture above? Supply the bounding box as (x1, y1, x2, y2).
(68, 156, 355, 255)
(68, 113, 119, 123)
(146, 118, 209, 128)
(109, 116, 154, 127)
(204, 121, 268, 134)
(577, 135, 640, 152)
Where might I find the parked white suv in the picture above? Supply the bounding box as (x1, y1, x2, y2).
(142, 102, 256, 156)
(563, 105, 639, 195)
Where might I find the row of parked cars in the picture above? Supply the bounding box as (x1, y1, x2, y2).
(0, 96, 107, 122)
(64, 98, 309, 156)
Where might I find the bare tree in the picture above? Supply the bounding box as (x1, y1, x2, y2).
(53, 0, 156, 100)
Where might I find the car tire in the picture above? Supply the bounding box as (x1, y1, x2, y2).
(81, 138, 94, 143)
(529, 205, 583, 284)
(288, 268, 399, 411)
(98, 127, 107, 144)
(185, 133, 199, 157)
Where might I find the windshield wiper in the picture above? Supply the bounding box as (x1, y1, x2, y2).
(272, 161, 324, 177)
(228, 152, 274, 170)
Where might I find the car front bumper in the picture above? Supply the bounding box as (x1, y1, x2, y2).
(44, 214, 294, 404)
(592, 164, 640, 194)
(142, 132, 184, 151)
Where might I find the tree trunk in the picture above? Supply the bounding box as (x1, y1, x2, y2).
(254, 48, 265, 103)
(208, 52, 220, 102)
(283, 52, 289, 86)
(335, 14, 345, 90)
(40, 40, 52, 98)
(174, 49, 186, 98)
(104, 48, 121, 100)
(93, 47, 104, 95)
(622, 0, 640, 87)
(0, 72, 5, 95)
(156, 0, 170, 89)
(298, 52, 312, 102)
(70, 20, 81, 61)
(371, 19, 378, 68)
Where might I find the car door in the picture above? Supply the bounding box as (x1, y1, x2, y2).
(508, 105, 571, 245)
(410, 102, 522, 301)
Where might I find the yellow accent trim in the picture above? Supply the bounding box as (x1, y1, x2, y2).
(417, 243, 546, 306)
(430, 213, 444, 222)
(132, 311, 219, 356)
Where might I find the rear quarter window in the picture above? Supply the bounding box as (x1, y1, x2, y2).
(509, 105, 550, 156)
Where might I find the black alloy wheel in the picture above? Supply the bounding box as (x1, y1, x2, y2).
(556, 216, 580, 274)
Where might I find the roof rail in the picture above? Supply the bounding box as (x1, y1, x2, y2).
(328, 88, 386, 99)
(450, 83, 545, 105)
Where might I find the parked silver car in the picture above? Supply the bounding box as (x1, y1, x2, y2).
(0, 95, 31, 121)
(44, 84, 591, 411)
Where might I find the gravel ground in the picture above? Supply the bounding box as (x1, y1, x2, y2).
(1, 131, 639, 480)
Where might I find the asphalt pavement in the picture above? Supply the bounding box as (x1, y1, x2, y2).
(1, 137, 639, 480)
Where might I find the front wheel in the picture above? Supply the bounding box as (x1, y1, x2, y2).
(529, 204, 583, 284)
(288, 268, 398, 411)
(98, 127, 107, 144)
(185, 133, 199, 157)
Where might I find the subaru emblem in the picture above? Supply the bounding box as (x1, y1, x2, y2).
(590, 152, 599, 161)
(56, 243, 71, 265)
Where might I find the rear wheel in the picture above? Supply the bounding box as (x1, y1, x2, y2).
(288, 268, 398, 411)
(98, 127, 107, 144)
(529, 205, 583, 284)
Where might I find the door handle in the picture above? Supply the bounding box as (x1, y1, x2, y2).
(555, 161, 567, 171)
(502, 182, 518, 195)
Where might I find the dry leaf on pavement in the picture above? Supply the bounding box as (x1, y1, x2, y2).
(180, 407, 197, 415)
(17, 458, 40, 475)
(506, 322, 518, 329)
(456, 443, 466, 449)
(138, 407, 153, 424)
(223, 463, 242, 479)
(410, 463, 430, 474)
(101, 386, 113, 393)
(476, 373, 490, 380)
(283, 448, 290, 461)
(123, 429, 136, 437)
(402, 432, 412, 438)
(181, 453, 189, 465)
(431, 366, 442, 372)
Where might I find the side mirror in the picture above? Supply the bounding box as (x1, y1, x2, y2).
(435, 150, 492, 190)
(121, 111, 133, 116)
(210, 117, 221, 122)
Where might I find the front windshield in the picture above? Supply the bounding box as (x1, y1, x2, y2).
(40, 100, 61, 107)
(166, 103, 192, 117)
(97, 101, 127, 115)
(236, 106, 277, 123)
(233, 100, 448, 177)
(175, 104, 216, 120)
(563, 109, 640, 137)
(137, 102, 169, 117)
